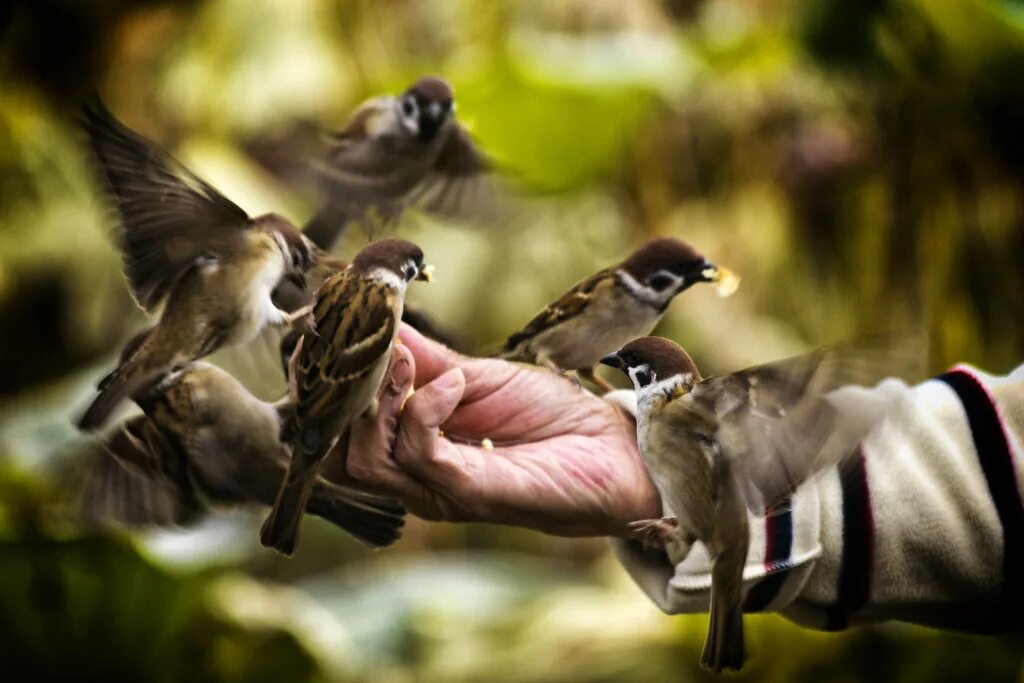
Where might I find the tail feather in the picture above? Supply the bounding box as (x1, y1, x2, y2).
(260, 444, 321, 556)
(78, 359, 153, 432)
(701, 566, 746, 672)
(307, 483, 405, 548)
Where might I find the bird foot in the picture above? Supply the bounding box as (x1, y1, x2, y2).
(577, 367, 615, 393)
(628, 516, 679, 550)
(280, 305, 314, 328)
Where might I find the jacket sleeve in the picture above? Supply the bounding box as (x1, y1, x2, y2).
(606, 363, 1024, 633)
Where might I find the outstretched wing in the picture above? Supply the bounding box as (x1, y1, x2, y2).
(82, 99, 252, 310)
(503, 269, 613, 354)
(69, 419, 203, 528)
(307, 112, 495, 248)
(691, 336, 923, 513)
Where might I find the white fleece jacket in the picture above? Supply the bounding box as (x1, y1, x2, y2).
(607, 363, 1024, 633)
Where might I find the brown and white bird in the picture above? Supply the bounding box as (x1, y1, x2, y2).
(304, 75, 489, 249)
(600, 336, 910, 672)
(499, 237, 738, 389)
(74, 362, 405, 546)
(260, 238, 432, 556)
(76, 100, 316, 431)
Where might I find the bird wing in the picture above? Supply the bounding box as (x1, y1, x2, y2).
(69, 419, 203, 528)
(292, 270, 397, 428)
(82, 99, 252, 311)
(688, 337, 922, 513)
(503, 269, 612, 353)
(311, 114, 495, 243)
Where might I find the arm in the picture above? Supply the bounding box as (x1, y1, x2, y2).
(337, 326, 1024, 633)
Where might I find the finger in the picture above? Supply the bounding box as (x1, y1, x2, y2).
(393, 367, 468, 485)
(400, 323, 517, 399)
(398, 323, 458, 388)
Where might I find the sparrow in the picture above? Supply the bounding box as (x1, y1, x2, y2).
(273, 255, 464, 376)
(499, 237, 739, 389)
(74, 362, 406, 547)
(600, 336, 910, 672)
(75, 100, 316, 431)
(304, 75, 489, 249)
(260, 238, 432, 556)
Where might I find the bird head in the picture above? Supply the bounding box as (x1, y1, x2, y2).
(352, 238, 433, 285)
(256, 214, 317, 279)
(618, 237, 737, 310)
(398, 75, 455, 142)
(600, 336, 701, 396)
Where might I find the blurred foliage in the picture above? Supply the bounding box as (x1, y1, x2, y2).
(1, 0, 1023, 680)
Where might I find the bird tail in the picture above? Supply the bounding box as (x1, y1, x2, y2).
(78, 357, 155, 432)
(260, 428, 326, 556)
(701, 559, 747, 673)
(307, 482, 406, 548)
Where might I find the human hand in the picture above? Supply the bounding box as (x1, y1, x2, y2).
(327, 325, 661, 538)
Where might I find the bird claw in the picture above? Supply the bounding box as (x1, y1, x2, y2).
(628, 516, 679, 551)
(280, 305, 314, 328)
(578, 367, 614, 393)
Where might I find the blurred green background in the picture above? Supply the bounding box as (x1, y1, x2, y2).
(1, 0, 1022, 680)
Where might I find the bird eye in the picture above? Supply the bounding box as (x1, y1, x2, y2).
(648, 274, 674, 291)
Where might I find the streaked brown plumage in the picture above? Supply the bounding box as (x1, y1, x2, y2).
(500, 237, 733, 387)
(601, 336, 919, 672)
(72, 362, 405, 546)
(261, 238, 432, 556)
(75, 100, 315, 431)
(304, 75, 489, 249)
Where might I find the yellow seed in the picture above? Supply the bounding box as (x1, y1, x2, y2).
(713, 267, 741, 298)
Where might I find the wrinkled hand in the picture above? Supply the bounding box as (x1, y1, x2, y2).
(326, 325, 661, 537)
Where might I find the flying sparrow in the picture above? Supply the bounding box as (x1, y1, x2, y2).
(499, 237, 738, 390)
(600, 336, 909, 672)
(260, 238, 432, 556)
(75, 362, 406, 547)
(304, 75, 489, 249)
(75, 100, 316, 431)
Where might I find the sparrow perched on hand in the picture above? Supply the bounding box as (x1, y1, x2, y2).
(601, 336, 910, 672)
(75, 100, 315, 431)
(304, 75, 489, 249)
(499, 237, 738, 389)
(75, 362, 405, 547)
(260, 238, 432, 556)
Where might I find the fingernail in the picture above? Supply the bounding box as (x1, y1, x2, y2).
(433, 368, 464, 393)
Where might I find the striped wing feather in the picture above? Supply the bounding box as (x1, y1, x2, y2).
(504, 269, 610, 352)
(294, 271, 397, 424)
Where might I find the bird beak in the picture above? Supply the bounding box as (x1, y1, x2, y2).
(698, 261, 741, 298)
(428, 101, 442, 119)
(417, 264, 435, 282)
(599, 353, 623, 370)
(698, 261, 720, 282)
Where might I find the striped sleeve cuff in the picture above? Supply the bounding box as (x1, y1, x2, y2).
(604, 390, 823, 616)
(610, 364, 1024, 631)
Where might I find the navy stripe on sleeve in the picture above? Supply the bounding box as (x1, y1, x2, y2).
(744, 499, 793, 613)
(824, 445, 874, 631)
(938, 368, 1024, 629)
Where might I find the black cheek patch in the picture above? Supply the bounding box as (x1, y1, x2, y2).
(635, 369, 653, 387)
(648, 274, 673, 291)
